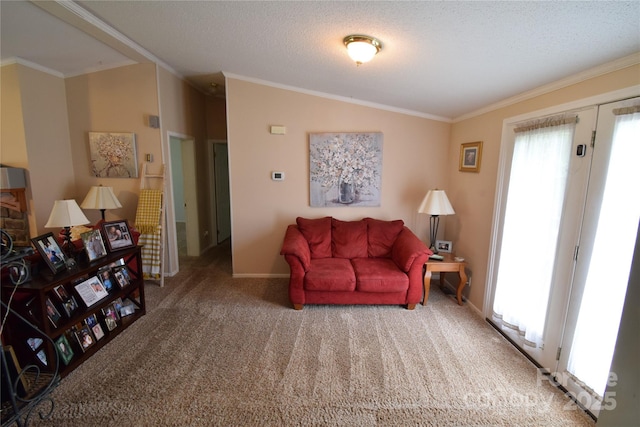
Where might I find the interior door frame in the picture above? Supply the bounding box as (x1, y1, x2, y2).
(164, 131, 198, 275)
(213, 141, 231, 244)
(207, 139, 230, 246)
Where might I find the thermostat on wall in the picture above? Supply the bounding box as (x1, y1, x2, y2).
(272, 171, 285, 181)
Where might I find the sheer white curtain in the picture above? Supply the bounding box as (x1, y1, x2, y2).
(493, 120, 575, 348)
(567, 110, 640, 397)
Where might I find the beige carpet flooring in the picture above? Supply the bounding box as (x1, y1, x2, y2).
(32, 243, 595, 426)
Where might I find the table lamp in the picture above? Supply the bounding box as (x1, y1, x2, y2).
(80, 185, 122, 221)
(45, 199, 90, 257)
(418, 189, 455, 253)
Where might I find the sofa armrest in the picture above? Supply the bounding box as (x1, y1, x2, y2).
(391, 227, 432, 273)
(280, 225, 311, 271)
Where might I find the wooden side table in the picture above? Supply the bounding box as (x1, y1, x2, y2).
(422, 253, 468, 305)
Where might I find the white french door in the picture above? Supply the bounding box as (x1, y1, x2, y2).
(489, 107, 596, 369)
(556, 98, 640, 417)
(488, 96, 639, 419)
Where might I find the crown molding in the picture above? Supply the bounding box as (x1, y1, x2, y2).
(223, 72, 451, 123)
(31, 0, 182, 79)
(0, 57, 65, 78)
(453, 52, 640, 123)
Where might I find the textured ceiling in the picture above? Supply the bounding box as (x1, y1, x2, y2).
(2, 1, 639, 120)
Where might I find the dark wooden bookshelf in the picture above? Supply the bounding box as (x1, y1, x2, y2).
(1, 246, 145, 380)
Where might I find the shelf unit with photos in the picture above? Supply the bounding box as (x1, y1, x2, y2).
(0, 245, 145, 380)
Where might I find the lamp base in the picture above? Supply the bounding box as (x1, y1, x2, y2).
(429, 215, 440, 254)
(60, 226, 77, 260)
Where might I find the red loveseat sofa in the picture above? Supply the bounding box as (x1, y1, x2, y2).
(280, 217, 431, 310)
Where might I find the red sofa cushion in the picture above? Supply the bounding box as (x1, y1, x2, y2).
(304, 258, 356, 292)
(331, 218, 367, 259)
(352, 258, 409, 293)
(296, 216, 332, 259)
(365, 218, 404, 258)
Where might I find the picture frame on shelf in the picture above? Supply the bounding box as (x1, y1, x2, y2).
(61, 296, 79, 318)
(436, 240, 453, 253)
(85, 314, 105, 341)
(73, 324, 95, 353)
(97, 266, 115, 292)
(102, 304, 120, 331)
(80, 229, 107, 262)
(53, 285, 70, 302)
(107, 258, 126, 269)
(120, 301, 136, 317)
(74, 276, 109, 307)
(113, 265, 130, 288)
(45, 297, 62, 328)
(101, 220, 135, 252)
(53, 284, 79, 318)
(32, 232, 67, 274)
(36, 349, 48, 366)
(55, 334, 74, 366)
(459, 141, 483, 173)
(27, 337, 43, 351)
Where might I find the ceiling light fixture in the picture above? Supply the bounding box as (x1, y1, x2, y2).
(343, 34, 382, 66)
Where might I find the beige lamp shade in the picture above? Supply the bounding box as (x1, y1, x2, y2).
(44, 200, 90, 228)
(81, 186, 122, 210)
(418, 190, 455, 216)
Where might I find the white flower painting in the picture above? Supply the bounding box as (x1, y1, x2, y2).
(89, 132, 138, 178)
(310, 132, 383, 207)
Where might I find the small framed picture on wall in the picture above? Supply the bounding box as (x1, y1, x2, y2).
(459, 141, 483, 173)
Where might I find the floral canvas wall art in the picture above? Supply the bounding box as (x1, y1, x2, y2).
(310, 132, 383, 207)
(89, 132, 138, 178)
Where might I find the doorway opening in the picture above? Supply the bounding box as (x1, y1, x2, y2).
(168, 134, 199, 262)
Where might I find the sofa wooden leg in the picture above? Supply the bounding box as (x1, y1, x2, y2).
(407, 304, 416, 310)
(293, 304, 304, 310)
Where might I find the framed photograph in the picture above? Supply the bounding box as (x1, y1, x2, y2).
(32, 232, 67, 274)
(36, 350, 48, 366)
(459, 141, 483, 173)
(53, 285, 70, 302)
(27, 337, 43, 351)
(81, 229, 107, 262)
(61, 296, 79, 318)
(102, 304, 120, 331)
(55, 334, 74, 366)
(98, 267, 115, 292)
(85, 314, 105, 341)
(120, 301, 136, 317)
(436, 240, 453, 253)
(74, 276, 109, 307)
(101, 220, 135, 251)
(113, 266, 130, 288)
(89, 132, 138, 178)
(45, 297, 62, 328)
(73, 325, 95, 352)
